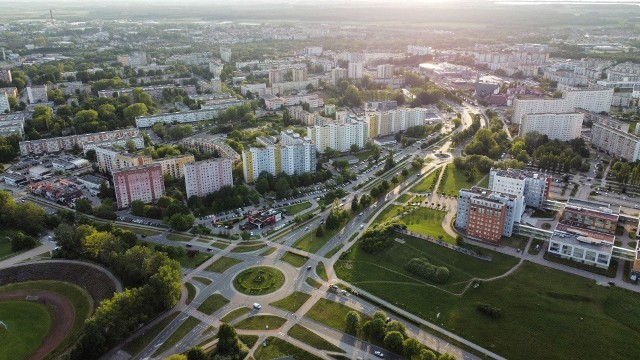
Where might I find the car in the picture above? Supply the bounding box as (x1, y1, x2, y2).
(141, 234, 147, 238)
(186, 244, 193, 248)
(253, 303, 261, 309)
(358, 212, 363, 217)
(374, 350, 384, 357)
(307, 265, 312, 270)
(207, 247, 213, 252)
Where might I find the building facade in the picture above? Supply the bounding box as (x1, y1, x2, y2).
(307, 120, 368, 153)
(184, 158, 234, 198)
(26, 86, 48, 104)
(113, 164, 165, 209)
(348, 62, 364, 80)
(455, 187, 519, 244)
(488, 168, 551, 209)
(512, 88, 613, 124)
(154, 154, 195, 179)
(20, 128, 141, 156)
(520, 112, 584, 141)
(591, 119, 640, 162)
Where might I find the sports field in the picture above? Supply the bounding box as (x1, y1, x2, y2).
(0, 300, 52, 360)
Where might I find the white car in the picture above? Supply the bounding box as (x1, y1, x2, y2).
(374, 350, 384, 357)
(253, 303, 261, 309)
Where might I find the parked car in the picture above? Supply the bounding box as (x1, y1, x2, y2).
(253, 303, 261, 309)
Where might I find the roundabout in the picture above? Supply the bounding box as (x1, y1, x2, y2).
(232, 266, 285, 296)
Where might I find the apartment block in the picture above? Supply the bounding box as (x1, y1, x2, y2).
(591, 119, 640, 162)
(0, 93, 10, 113)
(512, 88, 613, 124)
(348, 62, 364, 80)
(135, 103, 243, 128)
(20, 128, 141, 156)
(488, 168, 551, 209)
(0, 69, 12, 83)
(180, 137, 241, 162)
(242, 145, 280, 184)
(154, 154, 195, 179)
(264, 94, 324, 111)
(95, 147, 152, 174)
(184, 158, 234, 198)
(117, 52, 147, 68)
(455, 187, 519, 244)
(520, 112, 584, 141)
(548, 199, 620, 268)
(331, 68, 348, 86)
(26, 85, 48, 104)
(304, 46, 323, 56)
(365, 108, 438, 138)
(113, 164, 165, 209)
(376, 64, 394, 79)
(307, 120, 368, 153)
(220, 47, 232, 63)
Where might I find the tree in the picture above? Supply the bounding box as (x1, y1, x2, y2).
(418, 349, 437, 360)
(185, 347, 208, 360)
(75, 198, 93, 214)
(403, 337, 422, 359)
(386, 320, 407, 338)
(131, 200, 145, 216)
(123, 103, 148, 122)
(316, 224, 325, 237)
(384, 331, 405, 354)
(11, 232, 37, 252)
(345, 310, 361, 335)
(85, 149, 97, 162)
(350, 143, 360, 153)
(216, 323, 242, 355)
(438, 354, 456, 360)
(364, 318, 387, 342)
(165, 355, 187, 360)
(125, 139, 137, 153)
(275, 178, 291, 199)
(168, 214, 195, 231)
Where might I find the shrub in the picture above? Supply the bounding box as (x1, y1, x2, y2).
(405, 257, 450, 284)
(477, 303, 501, 319)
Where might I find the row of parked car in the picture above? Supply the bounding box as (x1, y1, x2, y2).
(117, 216, 162, 227)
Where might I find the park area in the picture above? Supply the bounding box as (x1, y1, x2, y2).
(335, 234, 640, 360)
(374, 205, 454, 244)
(437, 163, 486, 196)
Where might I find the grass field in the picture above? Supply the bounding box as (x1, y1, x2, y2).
(238, 334, 259, 348)
(166, 233, 194, 242)
(438, 163, 483, 196)
(206, 256, 243, 273)
(280, 251, 309, 267)
(185, 283, 196, 305)
(373, 205, 454, 244)
(316, 262, 328, 281)
(0, 301, 52, 360)
(287, 324, 345, 353)
(270, 291, 311, 312)
(292, 228, 337, 254)
(178, 252, 211, 268)
(0, 228, 18, 260)
(284, 201, 312, 215)
(117, 226, 161, 236)
(234, 315, 287, 330)
(259, 247, 277, 256)
(0, 281, 93, 360)
(233, 267, 285, 295)
(152, 316, 201, 356)
(197, 294, 229, 314)
(305, 298, 370, 333)
(221, 307, 251, 323)
(193, 276, 212, 285)
(335, 234, 519, 294)
(396, 194, 412, 203)
(411, 167, 441, 193)
(124, 312, 180, 356)
(324, 244, 343, 258)
(305, 277, 322, 289)
(254, 337, 323, 360)
(231, 244, 267, 253)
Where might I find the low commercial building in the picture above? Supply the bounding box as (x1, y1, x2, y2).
(3, 173, 27, 187)
(77, 175, 108, 192)
(548, 225, 614, 269)
(29, 165, 51, 180)
(113, 164, 165, 209)
(455, 187, 520, 244)
(247, 209, 282, 229)
(184, 158, 234, 198)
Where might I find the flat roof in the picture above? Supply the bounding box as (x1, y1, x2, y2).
(555, 223, 615, 244)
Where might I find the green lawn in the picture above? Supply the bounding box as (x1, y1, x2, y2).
(117, 226, 161, 236)
(400, 207, 455, 244)
(0, 281, 93, 360)
(197, 294, 229, 314)
(543, 253, 618, 278)
(305, 298, 370, 333)
(234, 315, 287, 330)
(284, 201, 312, 215)
(305, 277, 322, 289)
(254, 337, 323, 360)
(335, 234, 519, 294)
(0, 228, 18, 260)
(280, 251, 309, 267)
(411, 167, 442, 193)
(233, 267, 285, 295)
(185, 283, 196, 305)
(293, 228, 338, 253)
(324, 244, 344, 258)
(221, 307, 251, 323)
(477, 174, 489, 188)
(270, 291, 311, 312)
(0, 301, 52, 360)
(316, 262, 328, 281)
(259, 247, 277, 256)
(166, 233, 194, 242)
(206, 256, 243, 273)
(193, 276, 212, 285)
(231, 244, 267, 253)
(152, 316, 201, 356)
(238, 334, 259, 349)
(287, 324, 345, 353)
(178, 252, 212, 268)
(397, 194, 412, 203)
(124, 312, 180, 356)
(438, 163, 484, 196)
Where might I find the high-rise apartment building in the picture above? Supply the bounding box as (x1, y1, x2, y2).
(220, 47, 232, 63)
(512, 88, 613, 124)
(308, 120, 369, 153)
(376, 64, 394, 79)
(365, 108, 435, 138)
(0, 69, 12, 83)
(117, 52, 147, 68)
(0, 93, 10, 113)
(291, 68, 307, 82)
(455, 187, 519, 244)
(26, 86, 48, 104)
(331, 68, 348, 86)
(488, 168, 551, 210)
(95, 147, 152, 174)
(184, 159, 234, 198)
(591, 119, 640, 162)
(348, 62, 364, 80)
(113, 164, 165, 209)
(520, 113, 584, 141)
(153, 154, 195, 179)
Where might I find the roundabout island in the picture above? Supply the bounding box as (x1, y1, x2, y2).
(232, 266, 285, 296)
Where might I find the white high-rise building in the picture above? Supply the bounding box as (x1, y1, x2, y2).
(220, 47, 232, 63)
(331, 68, 348, 86)
(308, 120, 369, 153)
(520, 113, 584, 141)
(488, 168, 551, 210)
(591, 119, 640, 162)
(348, 62, 364, 80)
(512, 88, 613, 124)
(184, 159, 234, 198)
(376, 64, 394, 79)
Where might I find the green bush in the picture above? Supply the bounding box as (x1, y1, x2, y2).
(405, 257, 450, 284)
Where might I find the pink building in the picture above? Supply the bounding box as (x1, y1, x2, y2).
(113, 163, 165, 209)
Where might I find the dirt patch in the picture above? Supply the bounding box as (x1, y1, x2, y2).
(0, 290, 74, 360)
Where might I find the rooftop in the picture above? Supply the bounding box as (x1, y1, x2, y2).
(553, 224, 615, 249)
